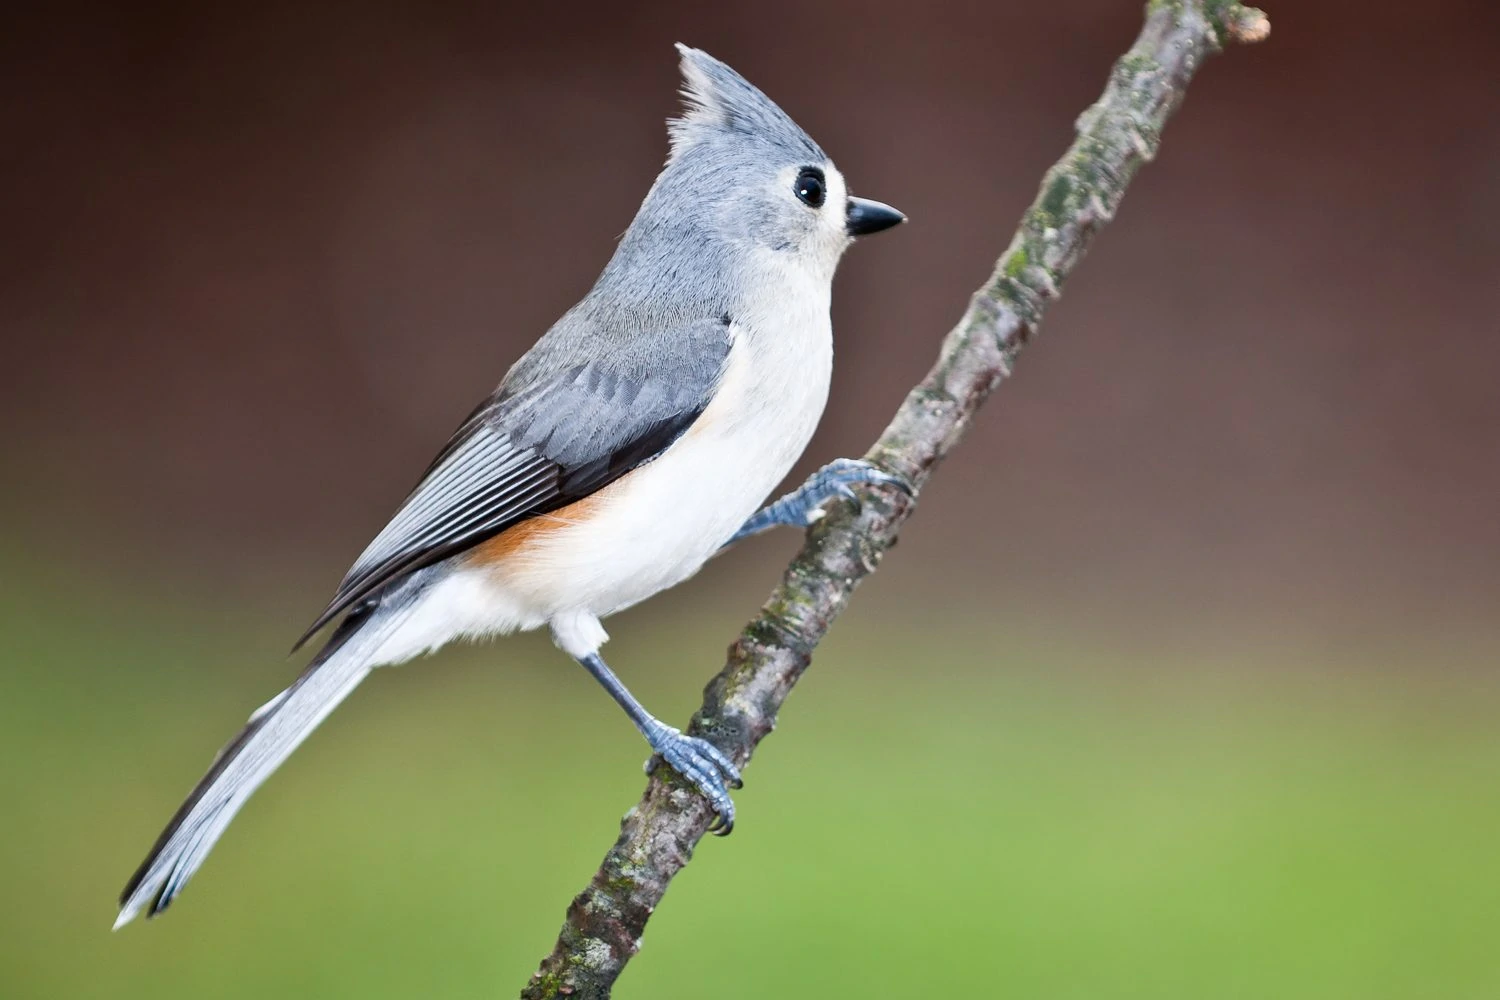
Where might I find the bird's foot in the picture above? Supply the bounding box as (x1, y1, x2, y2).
(726, 459, 913, 545)
(645, 726, 743, 835)
(790, 458, 913, 522)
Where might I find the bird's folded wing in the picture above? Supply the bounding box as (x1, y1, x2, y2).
(294, 315, 733, 647)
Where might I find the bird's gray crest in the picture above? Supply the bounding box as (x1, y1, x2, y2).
(668, 44, 825, 163)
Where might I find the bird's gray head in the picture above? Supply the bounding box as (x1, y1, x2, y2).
(604, 46, 903, 297)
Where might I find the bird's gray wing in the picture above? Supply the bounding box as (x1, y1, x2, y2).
(294, 315, 732, 647)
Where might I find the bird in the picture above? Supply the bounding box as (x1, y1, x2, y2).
(115, 43, 906, 929)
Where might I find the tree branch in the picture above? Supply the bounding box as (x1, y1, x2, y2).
(522, 3, 1268, 996)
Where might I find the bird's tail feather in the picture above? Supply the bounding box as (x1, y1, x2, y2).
(115, 593, 417, 928)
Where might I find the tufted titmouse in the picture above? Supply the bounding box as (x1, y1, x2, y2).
(116, 44, 906, 927)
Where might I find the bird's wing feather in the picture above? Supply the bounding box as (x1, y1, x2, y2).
(294, 315, 732, 647)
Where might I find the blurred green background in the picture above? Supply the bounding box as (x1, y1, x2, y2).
(4, 0, 1499, 997)
(4, 562, 1498, 998)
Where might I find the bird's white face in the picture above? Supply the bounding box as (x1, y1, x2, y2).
(750, 160, 852, 282)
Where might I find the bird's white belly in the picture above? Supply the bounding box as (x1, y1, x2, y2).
(481, 318, 832, 632)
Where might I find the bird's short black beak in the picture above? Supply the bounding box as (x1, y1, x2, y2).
(846, 196, 906, 237)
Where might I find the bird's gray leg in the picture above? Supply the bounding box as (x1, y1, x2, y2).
(575, 651, 743, 834)
(723, 458, 913, 548)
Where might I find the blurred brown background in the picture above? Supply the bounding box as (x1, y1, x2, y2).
(3, 0, 1497, 645)
(4, 3, 1500, 998)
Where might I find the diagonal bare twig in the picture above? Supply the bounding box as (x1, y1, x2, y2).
(522, 3, 1268, 996)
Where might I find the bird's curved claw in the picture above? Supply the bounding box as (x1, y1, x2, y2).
(645, 727, 743, 835)
(804, 458, 913, 521)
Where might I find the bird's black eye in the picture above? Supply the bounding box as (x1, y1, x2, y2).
(794, 168, 826, 208)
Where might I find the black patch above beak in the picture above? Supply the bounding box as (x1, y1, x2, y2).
(846, 196, 906, 237)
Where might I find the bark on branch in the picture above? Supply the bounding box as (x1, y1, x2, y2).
(522, 3, 1268, 996)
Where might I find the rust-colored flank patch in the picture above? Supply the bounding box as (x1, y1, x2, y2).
(464, 490, 611, 568)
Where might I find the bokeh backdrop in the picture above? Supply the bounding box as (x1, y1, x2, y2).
(2, 1, 1497, 997)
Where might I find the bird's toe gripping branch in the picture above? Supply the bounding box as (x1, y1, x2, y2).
(725, 458, 913, 547)
(644, 725, 744, 835)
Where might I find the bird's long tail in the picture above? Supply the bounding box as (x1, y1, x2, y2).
(115, 587, 420, 928)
